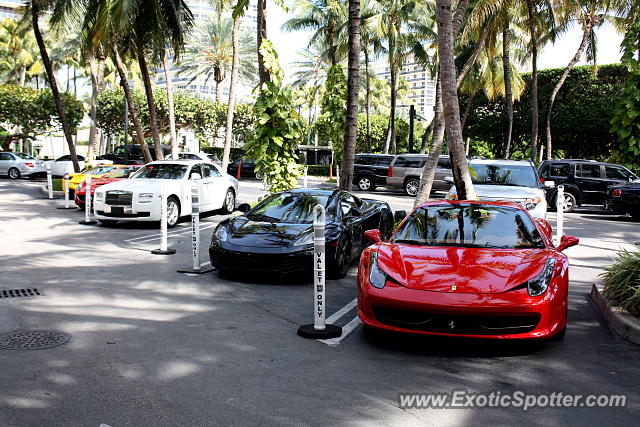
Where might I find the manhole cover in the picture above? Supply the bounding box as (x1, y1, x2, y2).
(0, 330, 70, 350)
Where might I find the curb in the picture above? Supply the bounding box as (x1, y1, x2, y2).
(590, 283, 640, 346)
(40, 184, 63, 197)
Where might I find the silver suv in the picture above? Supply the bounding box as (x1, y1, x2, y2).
(386, 154, 452, 196)
(0, 152, 46, 179)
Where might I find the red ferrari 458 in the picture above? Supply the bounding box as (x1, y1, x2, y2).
(358, 200, 578, 340)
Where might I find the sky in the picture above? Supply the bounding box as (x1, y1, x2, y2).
(265, 3, 624, 79)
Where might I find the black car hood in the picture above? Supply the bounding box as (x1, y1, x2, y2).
(226, 216, 313, 248)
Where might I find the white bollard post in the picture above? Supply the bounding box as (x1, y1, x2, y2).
(177, 184, 213, 273)
(304, 166, 308, 188)
(46, 164, 53, 199)
(556, 185, 564, 245)
(335, 165, 340, 187)
(57, 174, 74, 209)
(297, 204, 342, 339)
(152, 185, 176, 255)
(79, 175, 97, 224)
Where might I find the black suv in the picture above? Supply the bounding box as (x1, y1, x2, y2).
(538, 159, 638, 212)
(352, 154, 395, 191)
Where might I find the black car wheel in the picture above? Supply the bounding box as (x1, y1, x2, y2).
(8, 168, 20, 179)
(357, 176, 376, 191)
(557, 192, 577, 213)
(404, 178, 420, 196)
(378, 211, 392, 241)
(328, 235, 351, 279)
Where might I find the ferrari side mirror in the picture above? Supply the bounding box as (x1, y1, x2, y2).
(364, 229, 382, 243)
(556, 235, 579, 252)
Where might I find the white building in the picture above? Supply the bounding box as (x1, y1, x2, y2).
(374, 56, 437, 122)
(0, 0, 21, 19)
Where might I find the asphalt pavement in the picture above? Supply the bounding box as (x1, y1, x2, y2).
(0, 177, 639, 426)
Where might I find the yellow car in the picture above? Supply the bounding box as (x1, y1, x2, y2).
(63, 165, 123, 193)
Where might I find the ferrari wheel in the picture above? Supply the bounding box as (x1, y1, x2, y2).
(328, 235, 350, 279)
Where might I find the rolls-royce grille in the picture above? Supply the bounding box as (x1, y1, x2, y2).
(105, 191, 133, 206)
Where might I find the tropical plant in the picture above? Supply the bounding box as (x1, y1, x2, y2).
(601, 247, 640, 317)
(244, 40, 304, 193)
(0, 17, 42, 86)
(316, 65, 347, 160)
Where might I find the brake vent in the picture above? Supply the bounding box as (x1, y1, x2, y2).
(0, 288, 41, 298)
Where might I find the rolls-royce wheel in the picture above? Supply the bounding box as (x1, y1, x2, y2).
(166, 196, 181, 228)
(220, 189, 236, 214)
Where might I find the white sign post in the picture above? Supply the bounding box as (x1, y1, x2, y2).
(79, 175, 97, 225)
(304, 166, 308, 188)
(556, 185, 564, 246)
(152, 185, 176, 255)
(297, 204, 342, 339)
(42, 163, 54, 199)
(335, 165, 340, 187)
(178, 184, 213, 273)
(57, 174, 74, 209)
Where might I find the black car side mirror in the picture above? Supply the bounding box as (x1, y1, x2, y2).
(236, 203, 251, 214)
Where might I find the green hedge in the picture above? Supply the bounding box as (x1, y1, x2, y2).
(304, 165, 332, 177)
(201, 146, 245, 161)
(602, 248, 640, 317)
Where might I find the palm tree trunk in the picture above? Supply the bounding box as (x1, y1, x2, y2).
(328, 20, 336, 67)
(364, 47, 372, 152)
(460, 91, 475, 132)
(31, 1, 80, 172)
(339, 0, 361, 190)
(257, 0, 270, 85)
(435, 0, 475, 200)
(503, 23, 514, 159)
(88, 51, 101, 162)
(163, 50, 178, 159)
(137, 46, 164, 160)
(545, 16, 593, 160)
(113, 47, 152, 163)
(384, 33, 396, 154)
(222, 16, 241, 171)
(415, 77, 444, 206)
(526, 0, 539, 162)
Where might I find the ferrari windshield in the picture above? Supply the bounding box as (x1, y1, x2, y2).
(133, 164, 188, 179)
(470, 164, 538, 188)
(105, 166, 139, 179)
(247, 192, 336, 224)
(84, 166, 115, 175)
(393, 205, 545, 249)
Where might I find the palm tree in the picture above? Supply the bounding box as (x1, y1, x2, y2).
(0, 18, 41, 86)
(339, 0, 361, 190)
(29, 0, 80, 172)
(163, 50, 178, 160)
(257, 0, 269, 84)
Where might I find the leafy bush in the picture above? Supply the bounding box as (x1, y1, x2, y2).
(201, 146, 244, 161)
(355, 114, 412, 153)
(601, 248, 640, 317)
(304, 165, 331, 176)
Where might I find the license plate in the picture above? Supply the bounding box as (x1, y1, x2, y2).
(112, 207, 124, 215)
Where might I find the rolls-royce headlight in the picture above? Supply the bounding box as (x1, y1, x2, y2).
(139, 193, 154, 203)
(94, 192, 104, 202)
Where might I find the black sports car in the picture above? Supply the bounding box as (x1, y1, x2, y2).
(209, 188, 394, 278)
(605, 182, 640, 220)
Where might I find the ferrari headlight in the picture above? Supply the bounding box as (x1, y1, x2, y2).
(94, 191, 104, 202)
(293, 232, 313, 247)
(139, 192, 154, 203)
(213, 224, 228, 242)
(369, 251, 387, 289)
(76, 182, 85, 191)
(527, 258, 556, 296)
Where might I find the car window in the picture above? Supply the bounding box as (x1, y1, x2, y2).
(339, 194, 358, 217)
(468, 164, 538, 187)
(394, 156, 427, 168)
(577, 164, 601, 178)
(134, 164, 188, 179)
(189, 164, 204, 179)
(14, 153, 35, 160)
(202, 164, 221, 178)
(549, 163, 569, 177)
(247, 192, 335, 223)
(355, 156, 372, 165)
(376, 156, 395, 166)
(437, 157, 452, 169)
(392, 205, 544, 249)
(0, 153, 14, 161)
(605, 166, 632, 180)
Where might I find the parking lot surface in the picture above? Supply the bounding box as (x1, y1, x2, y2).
(1, 178, 639, 426)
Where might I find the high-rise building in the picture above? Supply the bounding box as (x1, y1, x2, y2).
(0, 0, 23, 19)
(374, 56, 437, 122)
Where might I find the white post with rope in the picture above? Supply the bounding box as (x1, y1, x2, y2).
(152, 184, 176, 255)
(556, 185, 564, 245)
(304, 166, 308, 188)
(79, 175, 97, 225)
(57, 174, 74, 209)
(297, 204, 342, 339)
(177, 183, 213, 273)
(46, 163, 53, 199)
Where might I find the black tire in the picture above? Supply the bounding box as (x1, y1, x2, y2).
(404, 178, 420, 196)
(556, 192, 577, 213)
(356, 175, 376, 191)
(166, 196, 181, 228)
(548, 326, 566, 341)
(378, 211, 392, 241)
(220, 188, 236, 214)
(99, 220, 118, 227)
(8, 168, 20, 179)
(328, 235, 351, 279)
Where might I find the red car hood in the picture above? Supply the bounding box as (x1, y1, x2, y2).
(376, 243, 552, 294)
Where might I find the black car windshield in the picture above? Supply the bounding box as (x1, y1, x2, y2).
(470, 164, 538, 188)
(133, 164, 188, 179)
(247, 192, 336, 223)
(392, 205, 545, 249)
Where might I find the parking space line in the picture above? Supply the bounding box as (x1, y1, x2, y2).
(325, 298, 357, 324)
(319, 316, 361, 347)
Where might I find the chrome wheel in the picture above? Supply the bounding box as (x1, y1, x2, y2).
(166, 198, 180, 227)
(8, 168, 20, 179)
(405, 179, 419, 196)
(560, 193, 576, 213)
(357, 177, 371, 191)
(221, 189, 235, 214)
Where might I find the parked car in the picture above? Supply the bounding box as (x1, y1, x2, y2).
(63, 164, 121, 196)
(538, 159, 638, 212)
(0, 152, 46, 179)
(386, 154, 452, 196)
(352, 153, 395, 191)
(227, 158, 261, 179)
(94, 160, 238, 227)
(75, 165, 142, 209)
(447, 159, 550, 219)
(358, 200, 579, 340)
(209, 189, 394, 278)
(604, 181, 640, 220)
(99, 144, 170, 165)
(165, 152, 220, 165)
(45, 155, 86, 177)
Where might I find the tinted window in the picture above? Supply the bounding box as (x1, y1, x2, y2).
(202, 164, 221, 178)
(14, 153, 35, 160)
(134, 164, 188, 179)
(605, 166, 632, 180)
(0, 153, 14, 161)
(577, 164, 601, 178)
(247, 192, 336, 224)
(339, 194, 359, 217)
(393, 205, 544, 249)
(437, 157, 451, 169)
(549, 163, 569, 177)
(469, 164, 538, 187)
(375, 156, 394, 166)
(394, 156, 427, 168)
(189, 164, 204, 179)
(57, 155, 85, 161)
(355, 156, 373, 165)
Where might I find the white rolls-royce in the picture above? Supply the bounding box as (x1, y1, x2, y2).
(94, 160, 239, 227)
